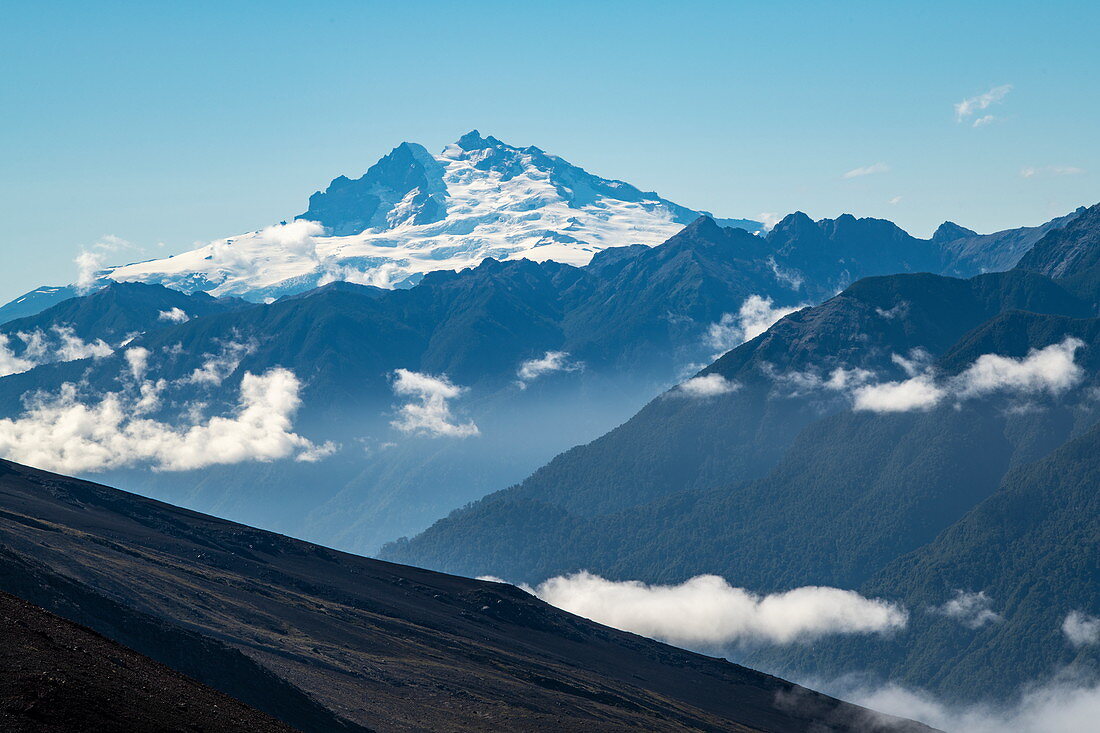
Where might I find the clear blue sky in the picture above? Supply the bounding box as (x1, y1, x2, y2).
(1, 0, 1096, 303)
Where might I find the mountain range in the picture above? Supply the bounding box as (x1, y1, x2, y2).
(383, 202, 1100, 702)
(1, 130, 1098, 723)
(0, 200, 1083, 556)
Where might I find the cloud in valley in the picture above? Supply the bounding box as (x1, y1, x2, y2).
(852, 337, 1085, 413)
(934, 590, 1002, 629)
(846, 674, 1100, 733)
(188, 339, 256, 385)
(0, 326, 114, 378)
(391, 368, 479, 438)
(1063, 611, 1100, 646)
(506, 572, 906, 647)
(158, 307, 191, 323)
(0, 365, 334, 473)
(955, 84, 1012, 126)
(516, 351, 582, 388)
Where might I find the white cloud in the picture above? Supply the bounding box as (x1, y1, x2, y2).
(758, 213, 782, 231)
(124, 346, 150, 381)
(256, 220, 324, 259)
(767, 257, 805, 291)
(955, 84, 1012, 123)
(520, 572, 906, 647)
(934, 590, 1002, 629)
(972, 114, 996, 128)
(213, 220, 324, 274)
(952, 338, 1084, 398)
(1063, 611, 1100, 646)
(391, 368, 479, 438)
(888, 195, 903, 205)
(853, 338, 1084, 413)
(1022, 165, 1086, 179)
(516, 351, 582, 388)
(0, 326, 113, 379)
(188, 339, 256, 386)
(848, 675, 1100, 733)
(0, 367, 333, 473)
(676, 373, 740, 398)
(708, 295, 802, 357)
(49, 326, 114, 362)
(0, 335, 35, 378)
(74, 235, 133, 294)
(852, 375, 946, 413)
(157, 307, 191, 323)
(842, 162, 890, 179)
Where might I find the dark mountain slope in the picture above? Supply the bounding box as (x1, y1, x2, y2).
(0, 281, 248, 349)
(758, 415, 1100, 703)
(382, 268, 1088, 556)
(385, 310, 1100, 589)
(0, 459, 929, 733)
(1016, 201, 1100, 301)
(0, 590, 298, 733)
(386, 210, 1100, 700)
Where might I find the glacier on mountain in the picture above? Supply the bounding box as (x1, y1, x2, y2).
(104, 131, 760, 301)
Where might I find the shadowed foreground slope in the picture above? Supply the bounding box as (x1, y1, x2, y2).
(0, 460, 929, 732)
(0, 590, 296, 733)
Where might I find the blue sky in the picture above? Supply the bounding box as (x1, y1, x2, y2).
(1, 0, 1096, 302)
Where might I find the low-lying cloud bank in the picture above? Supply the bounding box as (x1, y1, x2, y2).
(0, 354, 334, 473)
(768, 338, 1087, 413)
(486, 572, 906, 647)
(854, 337, 1084, 413)
(391, 368, 479, 438)
(844, 673, 1100, 733)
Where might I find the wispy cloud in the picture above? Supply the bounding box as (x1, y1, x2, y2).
(516, 351, 582, 389)
(888, 196, 903, 205)
(74, 235, 135, 293)
(708, 295, 803, 357)
(757, 213, 782, 231)
(955, 84, 1012, 126)
(933, 590, 1002, 629)
(0, 325, 113, 378)
(188, 339, 256, 386)
(488, 572, 906, 647)
(842, 162, 890, 179)
(1021, 166, 1086, 179)
(391, 368, 479, 438)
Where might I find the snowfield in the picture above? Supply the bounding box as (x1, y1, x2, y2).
(106, 132, 758, 301)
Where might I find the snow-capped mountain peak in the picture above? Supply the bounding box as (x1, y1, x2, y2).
(105, 132, 760, 301)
